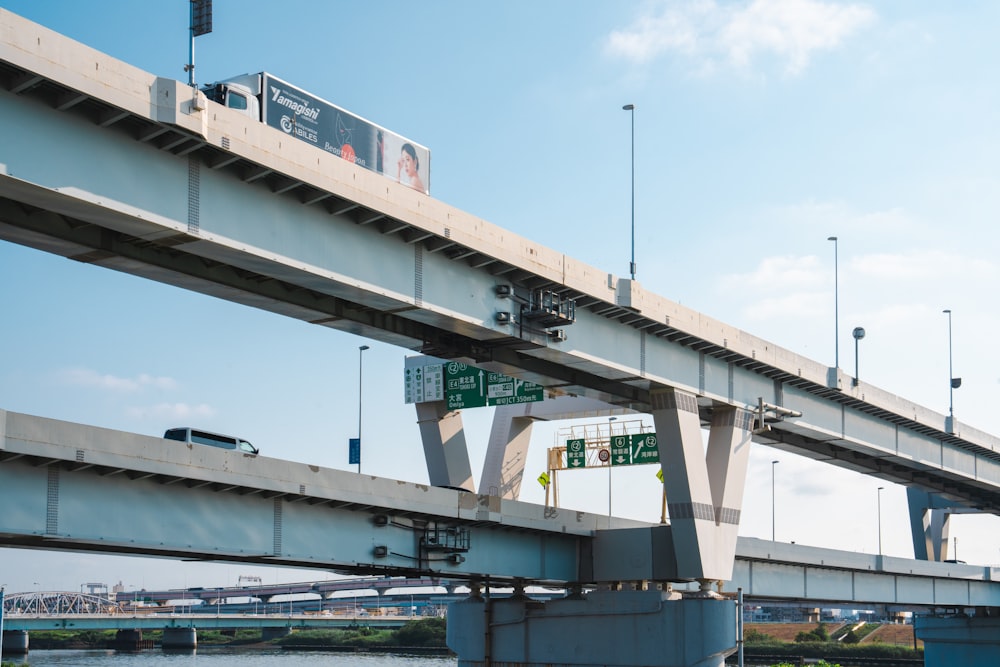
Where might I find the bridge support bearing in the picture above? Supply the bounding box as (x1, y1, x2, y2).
(161, 627, 197, 650)
(1, 630, 29, 655)
(446, 589, 736, 667)
(262, 626, 292, 641)
(915, 614, 1000, 667)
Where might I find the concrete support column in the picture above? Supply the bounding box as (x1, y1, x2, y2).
(415, 400, 474, 490)
(446, 589, 736, 666)
(262, 626, 292, 641)
(907, 487, 953, 561)
(915, 614, 1000, 666)
(161, 627, 197, 650)
(1, 630, 29, 655)
(651, 388, 753, 581)
(480, 396, 622, 500)
(480, 409, 534, 499)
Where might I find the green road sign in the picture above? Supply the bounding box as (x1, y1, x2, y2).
(610, 435, 631, 466)
(566, 439, 586, 468)
(630, 433, 659, 465)
(444, 361, 543, 409)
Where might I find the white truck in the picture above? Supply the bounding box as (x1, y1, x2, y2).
(202, 72, 431, 194)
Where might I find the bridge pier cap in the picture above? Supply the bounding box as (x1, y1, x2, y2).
(447, 589, 736, 667)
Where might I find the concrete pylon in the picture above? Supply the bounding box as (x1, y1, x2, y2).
(480, 396, 630, 499)
(651, 388, 754, 582)
(907, 487, 960, 561)
(415, 400, 474, 491)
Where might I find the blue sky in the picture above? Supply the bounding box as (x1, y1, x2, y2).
(1, 0, 998, 594)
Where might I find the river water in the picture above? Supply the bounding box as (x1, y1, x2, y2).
(3, 648, 457, 666)
(0, 648, 887, 666)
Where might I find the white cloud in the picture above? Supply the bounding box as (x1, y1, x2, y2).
(56, 368, 178, 392)
(854, 250, 996, 283)
(125, 403, 215, 421)
(607, 0, 876, 76)
(721, 253, 824, 291)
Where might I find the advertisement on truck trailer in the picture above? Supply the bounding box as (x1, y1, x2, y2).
(262, 75, 430, 194)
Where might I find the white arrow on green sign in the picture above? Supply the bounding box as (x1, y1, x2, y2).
(566, 438, 586, 468)
(445, 362, 544, 409)
(610, 435, 631, 466)
(630, 433, 659, 465)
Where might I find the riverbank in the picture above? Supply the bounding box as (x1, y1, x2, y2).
(727, 622, 923, 666)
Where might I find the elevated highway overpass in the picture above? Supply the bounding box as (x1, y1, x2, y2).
(1, 408, 998, 610)
(1, 9, 998, 665)
(0, 8, 997, 519)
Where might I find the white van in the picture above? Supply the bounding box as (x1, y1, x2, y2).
(164, 428, 259, 455)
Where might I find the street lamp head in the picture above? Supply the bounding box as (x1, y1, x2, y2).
(359, 345, 370, 351)
(827, 236, 837, 242)
(852, 327, 866, 340)
(772, 460, 779, 465)
(622, 103, 635, 111)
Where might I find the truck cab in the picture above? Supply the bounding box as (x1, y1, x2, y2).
(202, 80, 259, 120)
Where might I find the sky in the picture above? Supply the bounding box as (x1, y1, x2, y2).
(1, 0, 999, 595)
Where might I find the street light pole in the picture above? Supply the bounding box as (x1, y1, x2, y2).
(771, 460, 779, 541)
(943, 310, 959, 428)
(877, 486, 884, 556)
(623, 104, 636, 280)
(852, 327, 866, 386)
(608, 417, 618, 519)
(357, 344, 370, 474)
(828, 236, 839, 368)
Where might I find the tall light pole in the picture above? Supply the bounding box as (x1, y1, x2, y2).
(828, 236, 839, 368)
(771, 460, 779, 541)
(943, 310, 960, 430)
(608, 417, 618, 519)
(877, 486, 884, 556)
(357, 344, 370, 474)
(623, 104, 636, 280)
(852, 327, 866, 386)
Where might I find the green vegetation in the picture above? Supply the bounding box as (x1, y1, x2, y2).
(740, 622, 922, 665)
(23, 629, 117, 649)
(20, 618, 448, 651)
(275, 617, 447, 649)
(743, 627, 776, 644)
(794, 622, 829, 643)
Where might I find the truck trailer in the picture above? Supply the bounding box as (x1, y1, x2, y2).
(202, 72, 430, 194)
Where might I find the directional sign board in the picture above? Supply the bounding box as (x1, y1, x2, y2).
(444, 361, 544, 409)
(403, 363, 444, 403)
(630, 433, 659, 465)
(606, 433, 660, 467)
(404, 358, 543, 409)
(566, 439, 586, 468)
(610, 435, 631, 466)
